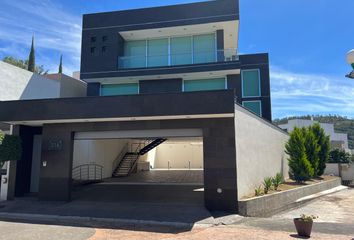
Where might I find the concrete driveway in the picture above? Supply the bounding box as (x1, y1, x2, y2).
(0, 188, 352, 239)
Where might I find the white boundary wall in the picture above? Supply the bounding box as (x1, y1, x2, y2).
(235, 105, 289, 199)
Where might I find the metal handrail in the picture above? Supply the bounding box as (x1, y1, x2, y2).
(112, 142, 129, 173)
(72, 163, 103, 181)
(118, 48, 239, 69)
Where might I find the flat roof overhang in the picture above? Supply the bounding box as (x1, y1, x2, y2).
(83, 0, 239, 30)
(81, 60, 241, 81)
(0, 90, 236, 127)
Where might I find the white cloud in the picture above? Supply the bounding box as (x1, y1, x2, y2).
(0, 0, 82, 74)
(270, 66, 354, 119)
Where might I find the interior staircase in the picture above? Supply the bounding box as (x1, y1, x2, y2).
(112, 153, 139, 177)
(112, 138, 167, 178)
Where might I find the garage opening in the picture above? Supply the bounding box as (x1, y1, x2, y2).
(71, 129, 204, 205)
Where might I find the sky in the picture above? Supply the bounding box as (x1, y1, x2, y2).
(0, 0, 353, 119)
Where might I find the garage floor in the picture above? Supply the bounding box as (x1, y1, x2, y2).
(102, 170, 203, 185)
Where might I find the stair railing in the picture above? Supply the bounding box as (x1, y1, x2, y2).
(72, 163, 103, 181)
(128, 140, 151, 174)
(112, 142, 129, 174)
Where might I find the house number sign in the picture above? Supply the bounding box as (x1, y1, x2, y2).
(47, 139, 63, 151)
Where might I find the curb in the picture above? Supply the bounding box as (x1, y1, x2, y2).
(0, 212, 214, 229)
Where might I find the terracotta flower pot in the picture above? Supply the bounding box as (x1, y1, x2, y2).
(294, 218, 313, 237)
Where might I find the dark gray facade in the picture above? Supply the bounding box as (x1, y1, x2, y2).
(80, 0, 239, 75)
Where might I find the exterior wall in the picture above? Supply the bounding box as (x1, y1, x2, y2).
(151, 141, 203, 169)
(0, 61, 60, 100)
(73, 139, 128, 179)
(234, 105, 289, 199)
(324, 163, 354, 181)
(139, 79, 182, 94)
(59, 75, 87, 98)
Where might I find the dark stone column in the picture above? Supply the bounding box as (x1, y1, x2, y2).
(38, 124, 74, 201)
(203, 118, 238, 212)
(87, 82, 101, 96)
(216, 30, 224, 62)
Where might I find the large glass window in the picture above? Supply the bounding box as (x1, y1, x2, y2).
(101, 83, 139, 96)
(147, 38, 169, 67)
(243, 101, 262, 117)
(242, 70, 261, 97)
(123, 40, 146, 68)
(184, 78, 225, 92)
(170, 36, 192, 65)
(193, 34, 216, 64)
(120, 33, 217, 69)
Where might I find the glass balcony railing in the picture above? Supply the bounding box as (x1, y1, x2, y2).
(118, 48, 239, 69)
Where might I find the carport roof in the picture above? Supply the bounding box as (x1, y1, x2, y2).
(0, 90, 236, 126)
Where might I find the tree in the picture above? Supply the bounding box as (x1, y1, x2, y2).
(2, 56, 27, 69)
(2, 56, 48, 75)
(302, 127, 320, 177)
(310, 123, 330, 176)
(0, 135, 22, 163)
(286, 127, 314, 182)
(28, 35, 35, 72)
(58, 54, 63, 74)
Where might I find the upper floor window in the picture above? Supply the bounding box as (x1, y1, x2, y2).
(91, 37, 96, 43)
(102, 36, 108, 42)
(242, 69, 261, 97)
(101, 83, 139, 96)
(243, 101, 262, 117)
(183, 78, 226, 92)
(119, 33, 216, 69)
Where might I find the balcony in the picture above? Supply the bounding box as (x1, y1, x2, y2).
(118, 48, 239, 70)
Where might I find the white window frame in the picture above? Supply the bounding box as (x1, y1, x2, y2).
(241, 69, 261, 98)
(182, 76, 227, 92)
(242, 100, 262, 117)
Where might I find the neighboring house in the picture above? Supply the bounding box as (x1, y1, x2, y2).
(0, 0, 288, 213)
(278, 119, 350, 151)
(0, 61, 87, 133)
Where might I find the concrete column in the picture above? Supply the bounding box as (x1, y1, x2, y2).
(38, 124, 74, 201)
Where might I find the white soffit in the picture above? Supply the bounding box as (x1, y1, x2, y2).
(5, 113, 234, 127)
(120, 20, 239, 51)
(75, 129, 203, 140)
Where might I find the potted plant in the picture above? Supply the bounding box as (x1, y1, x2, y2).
(293, 214, 318, 238)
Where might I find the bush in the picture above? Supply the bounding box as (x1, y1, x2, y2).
(329, 149, 351, 164)
(263, 177, 273, 194)
(310, 123, 330, 176)
(272, 173, 284, 190)
(303, 127, 320, 176)
(0, 135, 22, 162)
(255, 186, 263, 197)
(286, 127, 314, 183)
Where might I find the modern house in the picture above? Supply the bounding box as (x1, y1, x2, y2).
(278, 119, 351, 152)
(0, 0, 288, 213)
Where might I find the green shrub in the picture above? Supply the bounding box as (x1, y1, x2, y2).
(255, 186, 263, 197)
(272, 173, 284, 190)
(286, 127, 314, 183)
(310, 123, 330, 176)
(303, 127, 320, 177)
(263, 177, 273, 194)
(329, 149, 351, 163)
(0, 135, 22, 162)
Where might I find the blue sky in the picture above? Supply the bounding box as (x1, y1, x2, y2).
(0, 0, 353, 119)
